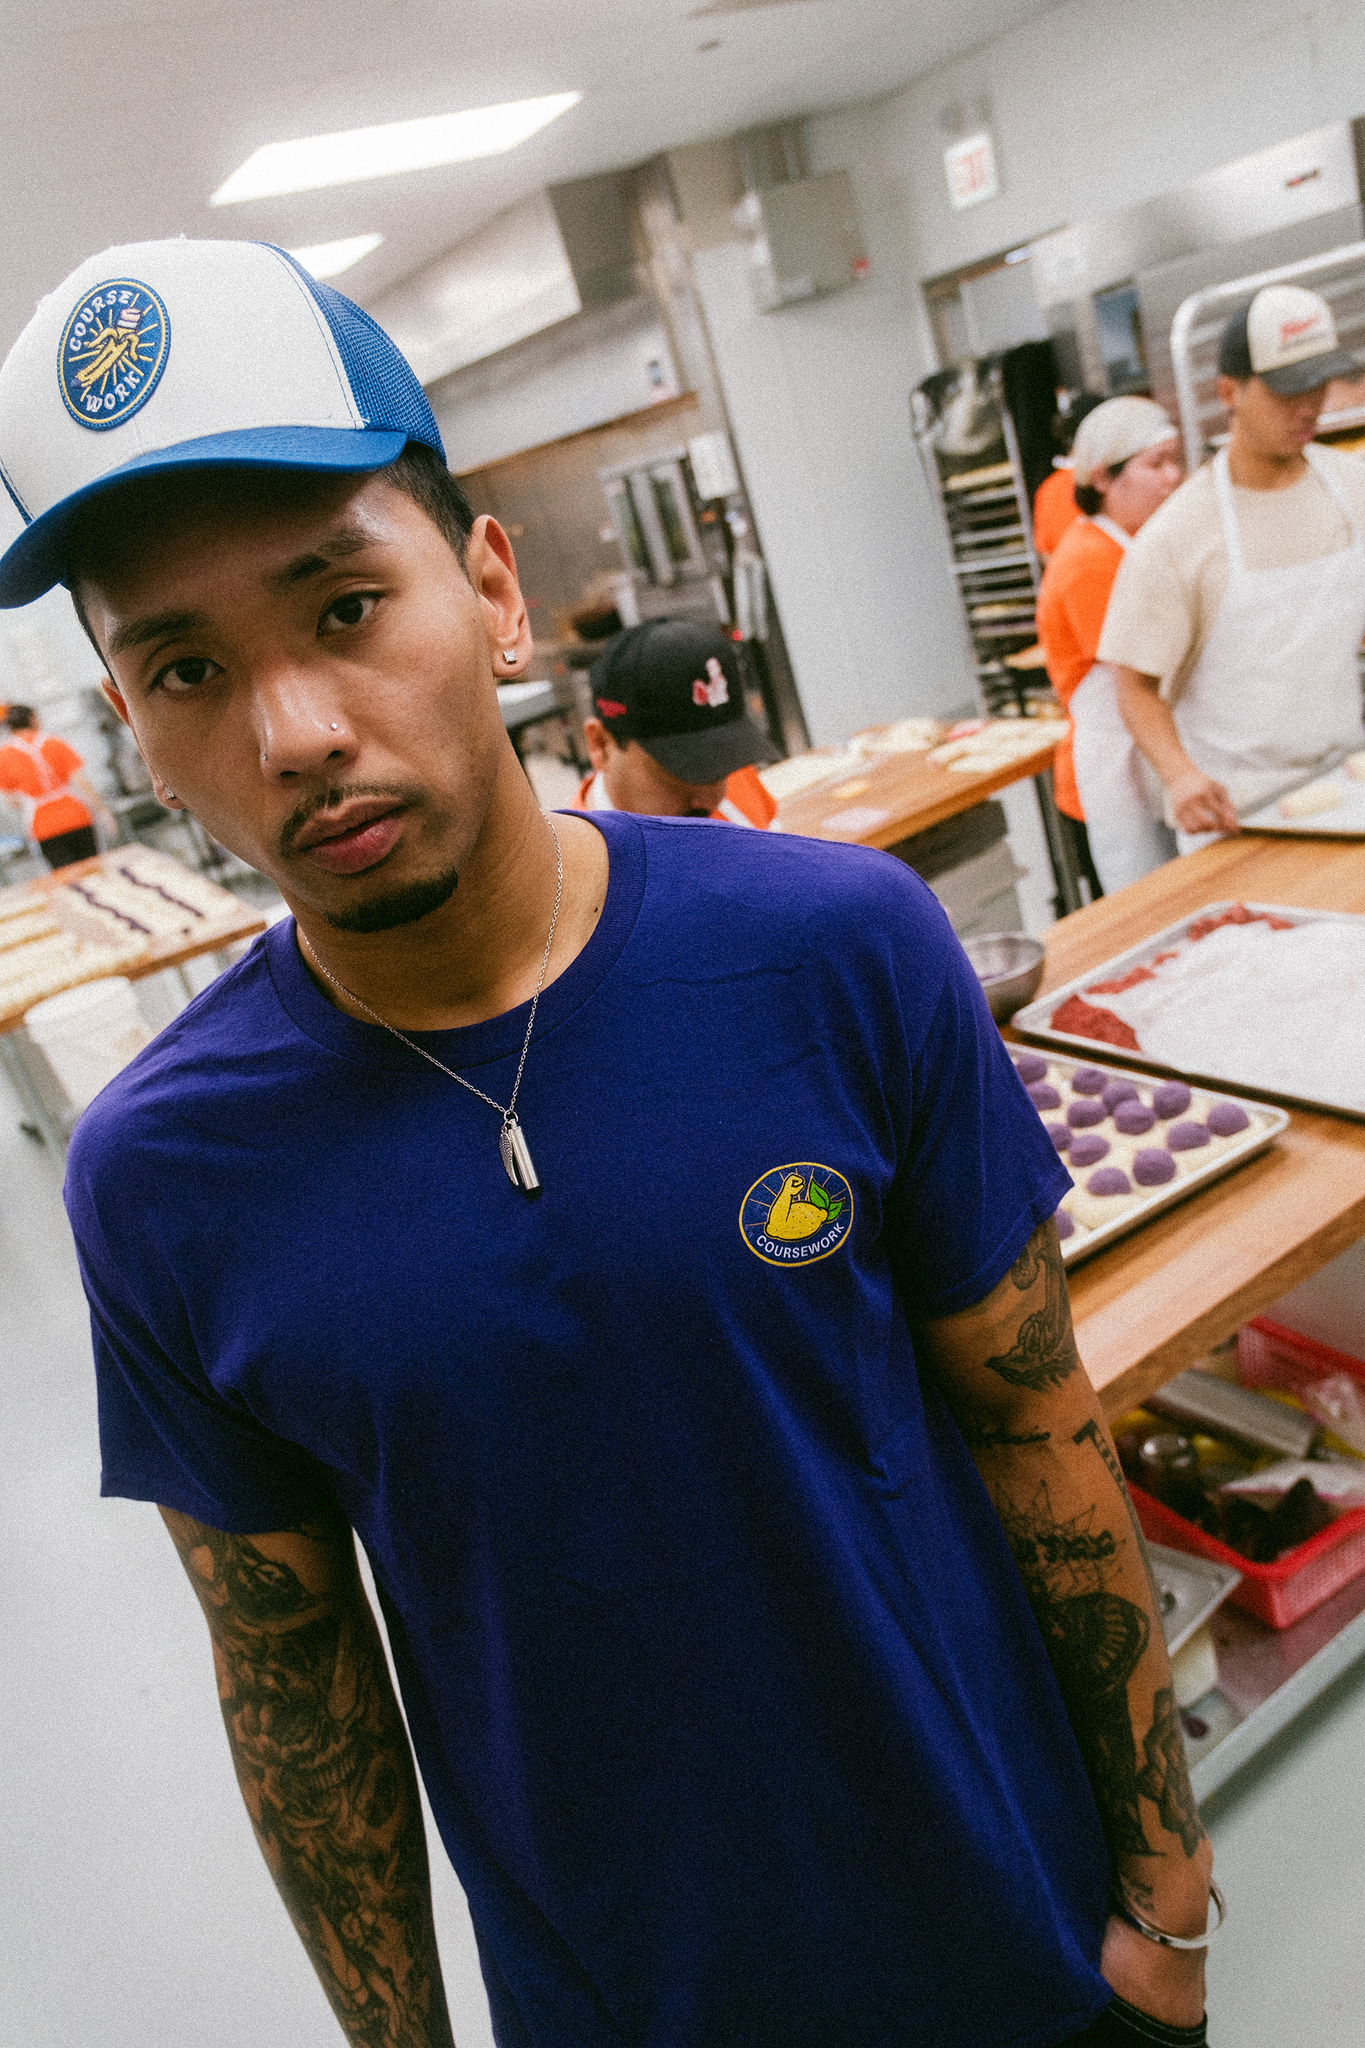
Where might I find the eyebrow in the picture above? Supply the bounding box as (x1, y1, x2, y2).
(108, 608, 208, 658)
(104, 522, 382, 660)
(266, 522, 377, 593)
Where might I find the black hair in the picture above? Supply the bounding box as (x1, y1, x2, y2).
(1074, 451, 1134, 516)
(66, 440, 476, 660)
(4, 702, 36, 731)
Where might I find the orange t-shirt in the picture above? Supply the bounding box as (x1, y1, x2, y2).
(1032, 467, 1081, 558)
(574, 761, 777, 828)
(1034, 518, 1126, 823)
(0, 731, 91, 841)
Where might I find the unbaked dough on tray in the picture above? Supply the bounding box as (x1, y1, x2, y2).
(1011, 1047, 1286, 1263)
(1013, 902, 1365, 1119)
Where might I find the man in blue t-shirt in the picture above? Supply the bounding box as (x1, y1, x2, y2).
(0, 241, 1216, 2048)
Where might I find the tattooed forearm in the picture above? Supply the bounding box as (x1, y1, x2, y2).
(161, 1510, 453, 2048)
(959, 1414, 1051, 1449)
(995, 1483, 1154, 1857)
(1137, 1688, 1205, 1858)
(982, 1231, 1079, 1392)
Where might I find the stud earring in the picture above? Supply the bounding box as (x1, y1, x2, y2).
(502, 649, 518, 665)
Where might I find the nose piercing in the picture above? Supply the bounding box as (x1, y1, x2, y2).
(330, 721, 339, 731)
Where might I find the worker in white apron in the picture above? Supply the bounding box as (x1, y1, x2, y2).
(0, 704, 112, 868)
(1036, 397, 1183, 895)
(1167, 445, 1365, 847)
(1106, 284, 1365, 851)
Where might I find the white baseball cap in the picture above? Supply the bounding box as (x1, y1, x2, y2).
(1218, 284, 1362, 395)
(0, 238, 445, 608)
(1070, 397, 1178, 488)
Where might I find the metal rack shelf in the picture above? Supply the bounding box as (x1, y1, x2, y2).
(1185, 1563, 1365, 1802)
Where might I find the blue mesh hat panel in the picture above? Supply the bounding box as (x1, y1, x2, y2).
(273, 251, 445, 462)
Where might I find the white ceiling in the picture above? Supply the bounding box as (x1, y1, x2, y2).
(2, 0, 1060, 355)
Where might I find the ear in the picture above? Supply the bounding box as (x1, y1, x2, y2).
(464, 515, 530, 674)
(583, 716, 613, 773)
(99, 673, 179, 805)
(100, 673, 132, 729)
(1214, 373, 1244, 412)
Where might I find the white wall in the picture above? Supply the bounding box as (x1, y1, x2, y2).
(697, 0, 1365, 749)
(691, 102, 977, 747)
(865, 0, 1365, 285)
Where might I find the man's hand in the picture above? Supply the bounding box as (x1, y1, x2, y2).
(160, 1505, 456, 2048)
(1101, 1910, 1209, 2029)
(915, 1222, 1214, 2031)
(1166, 767, 1239, 837)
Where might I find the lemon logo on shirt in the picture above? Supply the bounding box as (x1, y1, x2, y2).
(740, 1163, 853, 1266)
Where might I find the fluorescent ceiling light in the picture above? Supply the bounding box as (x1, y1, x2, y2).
(211, 93, 581, 205)
(288, 233, 384, 280)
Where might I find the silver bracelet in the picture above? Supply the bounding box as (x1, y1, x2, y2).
(1112, 1880, 1226, 1951)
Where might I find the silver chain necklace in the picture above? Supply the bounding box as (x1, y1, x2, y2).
(299, 816, 563, 1193)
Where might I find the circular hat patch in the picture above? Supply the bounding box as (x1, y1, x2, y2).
(739, 1162, 853, 1266)
(58, 279, 170, 430)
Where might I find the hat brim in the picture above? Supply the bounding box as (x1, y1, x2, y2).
(641, 713, 781, 785)
(1258, 348, 1362, 396)
(0, 424, 409, 608)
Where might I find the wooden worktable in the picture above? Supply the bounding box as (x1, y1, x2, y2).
(0, 850, 265, 1035)
(775, 732, 1058, 848)
(1021, 834, 1365, 1418)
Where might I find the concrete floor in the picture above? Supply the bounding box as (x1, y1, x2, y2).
(3, 960, 1364, 2045)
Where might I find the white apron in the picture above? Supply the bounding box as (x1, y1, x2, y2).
(1173, 445, 1365, 848)
(1069, 516, 1178, 892)
(1, 730, 80, 843)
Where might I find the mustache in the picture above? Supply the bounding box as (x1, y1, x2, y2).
(278, 782, 420, 857)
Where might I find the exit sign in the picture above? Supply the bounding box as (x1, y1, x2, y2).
(945, 130, 999, 210)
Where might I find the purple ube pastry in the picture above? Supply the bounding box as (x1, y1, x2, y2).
(1087, 1167, 1132, 1197)
(1045, 1122, 1070, 1153)
(1014, 1052, 1049, 1084)
(1153, 1081, 1192, 1119)
(1113, 1100, 1157, 1136)
(1028, 1082, 1062, 1111)
(1068, 1133, 1110, 1166)
(1067, 1098, 1108, 1128)
(1133, 1148, 1177, 1186)
(1102, 1079, 1140, 1110)
(1071, 1067, 1107, 1096)
(1055, 1209, 1075, 1239)
(1207, 1100, 1251, 1137)
(1166, 1121, 1210, 1152)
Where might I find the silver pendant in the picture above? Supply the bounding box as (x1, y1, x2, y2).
(499, 1116, 541, 1193)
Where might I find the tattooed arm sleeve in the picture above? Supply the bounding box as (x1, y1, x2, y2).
(159, 1506, 457, 2048)
(912, 1221, 1215, 1944)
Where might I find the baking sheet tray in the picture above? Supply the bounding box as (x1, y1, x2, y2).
(1146, 1542, 1243, 1656)
(1011, 901, 1365, 1121)
(1241, 759, 1365, 836)
(1010, 1045, 1287, 1266)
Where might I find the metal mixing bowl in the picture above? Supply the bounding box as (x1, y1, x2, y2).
(961, 933, 1046, 1022)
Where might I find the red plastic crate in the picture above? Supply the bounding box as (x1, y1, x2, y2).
(1130, 1321, 1365, 1629)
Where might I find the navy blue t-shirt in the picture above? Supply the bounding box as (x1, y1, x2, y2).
(68, 814, 1108, 2048)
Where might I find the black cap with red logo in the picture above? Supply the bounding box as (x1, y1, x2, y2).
(589, 619, 779, 784)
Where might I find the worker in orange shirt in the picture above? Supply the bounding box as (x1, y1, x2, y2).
(1036, 399, 1183, 895)
(576, 619, 780, 826)
(1032, 393, 1105, 561)
(0, 702, 115, 869)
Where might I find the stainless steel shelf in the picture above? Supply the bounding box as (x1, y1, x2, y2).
(1184, 1565, 1365, 1802)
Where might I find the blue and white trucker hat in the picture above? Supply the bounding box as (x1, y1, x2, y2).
(0, 238, 445, 608)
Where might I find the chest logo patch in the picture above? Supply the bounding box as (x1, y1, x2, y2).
(740, 1162, 853, 1266)
(58, 278, 170, 430)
